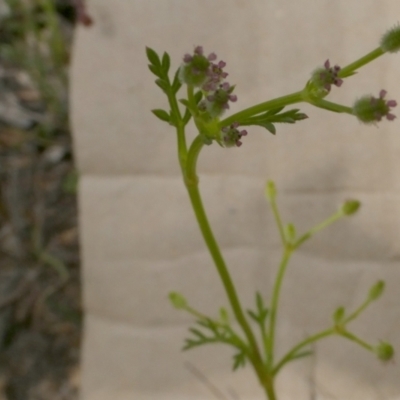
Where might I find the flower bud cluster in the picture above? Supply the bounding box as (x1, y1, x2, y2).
(310, 59, 343, 96)
(375, 341, 394, 362)
(179, 46, 237, 118)
(353, 90, 397, 124)
(221, 122, 248, 147)
(380, 24, 400, 53)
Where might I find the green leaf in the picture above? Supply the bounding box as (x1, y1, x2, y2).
(189, 328, 206, 340)
(289, 350, 313, 361)
(146, 46, 161, 67)
(194, 90, 203, 104)
(171, 67, 182, 94)
(246, 309, 259, 323)
(265, 106, 285, 116)
(155, 79, 170, 93)
(179, 98, 190, 107)
(169, 113, 178, 127)
(148, 64, 163, 78)
(161, 52, 171, 73)
(183, 108, 192, 125)
(219, 307, 229, 324)
(256, 292, 264, 313)
(258, 122, 276, 134)
(151, 109, 170, 123)
(232, 351, 246, 371)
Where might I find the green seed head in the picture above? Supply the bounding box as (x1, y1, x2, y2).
(380, 24, 400, 53)
(375, 341, 394, 361)
(169, 292, 187, 310)
(341, 200, 361, 216)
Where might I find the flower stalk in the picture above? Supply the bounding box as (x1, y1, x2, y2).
(147, 24, 399, 399)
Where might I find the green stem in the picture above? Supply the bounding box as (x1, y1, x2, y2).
(339, 329, 374, 352)
(294, 210, 343, 249)
(166, 84, 186, 171)
(263, 377, 277, 400)
(184, 135, 267, 385)
(307, 98, 354, 115)
(273, 328, 334, 375)
(220, 91, 304, 127)
(176, 122, 188, 173)
(344, 298, 372, 325)
(267, 247, 293, 369)
(338, 47, 384, 78)
(269, 197, 286, 246)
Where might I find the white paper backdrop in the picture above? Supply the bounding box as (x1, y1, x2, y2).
(71, 1, 400, 399)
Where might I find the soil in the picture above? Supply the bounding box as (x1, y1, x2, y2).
(0, 2, 87, 399)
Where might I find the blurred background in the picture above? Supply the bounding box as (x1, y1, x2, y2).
(0, 1, 90, 399)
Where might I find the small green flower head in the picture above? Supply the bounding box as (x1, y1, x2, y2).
(219, 122, 247, 147)
(380, 24, 400, 53)
(265, 180, 277, 202)
(309, 59, 343, 96)
(341, 199, 361, 216)
(199, 82, 237, 118)
(169, 292, 188, 310)
(368, 280, 385, 301)
(353, 90, 397, 124)
(375, 341, 394, 361)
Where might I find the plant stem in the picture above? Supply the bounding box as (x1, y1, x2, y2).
(307, 98, 354, 115)
(273, 328, 334, 375)
(267, 247, 293, 370)
(339, 329, 374, 352)
(184, 135, 267, 387)
(220, 91, 304, 127)
(344, 297, 372, 324)
(269, 196, 286, 246)
(338, 47, 384, 78)
(294, 210, 343, 249)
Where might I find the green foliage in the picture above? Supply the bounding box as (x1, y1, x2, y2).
(239, 107, 308, 135)
(146, 47, 187, 126)
(151, 109, 171, 123)
(149, 28, 399, 398)
(183, 317, 249, 371)
(247, 292, 268, 326)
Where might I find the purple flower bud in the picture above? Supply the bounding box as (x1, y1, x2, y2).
(194, 46, 204, 55)
(220, 122, 247, 147)
(200, 83, 237, 118)
(310, 59, 343, 96)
